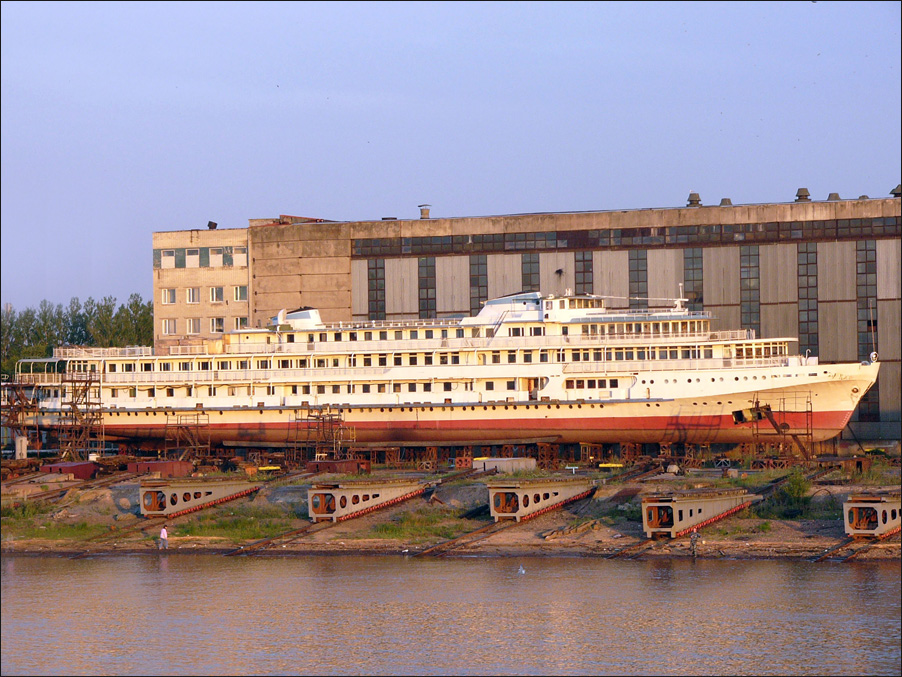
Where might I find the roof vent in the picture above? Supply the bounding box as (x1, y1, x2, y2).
(686, 192, 701, 207)
(858, 195, 869, 200)
(418, 204, 431, 219)
(795, 188, 811, 202)
(382, 217, 397, 220)
(719, 198, 732, 206)
(827, 192, 841, 201)
(207, 221, 218, 230)
(891, 184, 902, 198)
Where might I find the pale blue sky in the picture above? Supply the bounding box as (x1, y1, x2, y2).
(2, 0, 900, 309)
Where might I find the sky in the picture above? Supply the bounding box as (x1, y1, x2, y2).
(2, 0, 900, 310)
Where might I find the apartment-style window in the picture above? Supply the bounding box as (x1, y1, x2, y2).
(234, 317, 248, 330)
(162, 319, 176, 335)
(210, 317, 224, 333)
(234, 285, 248, 302)
(210, 247, 224, 267)
(233, 246, 248, 267)
(161, 250, 175, 269)
(186, 287, 200, 304)
(161, 289, 176, 305)
(186, 318, 201, 335)
(210, 287, 224, 303)
(186, 248, 200, 268)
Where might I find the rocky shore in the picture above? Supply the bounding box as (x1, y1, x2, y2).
(2, 473, 899, 562)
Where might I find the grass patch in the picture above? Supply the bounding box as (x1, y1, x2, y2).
(2, 518, 109, 541)
(366, 507, 478, 543)
(176, 503, 306, 541)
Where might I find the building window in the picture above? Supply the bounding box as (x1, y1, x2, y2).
(161, 288, 176, 305)
(856, 240, 879, 421)
(469, 254, 488, 316)
(418, 257, 436, 319)
(186, 248, 200, 268)
(210, 286, 224, 303)
(575, 251, 593, 295)
(162, 319, 176, 335)
(684, 248, 703, 311)
(210, 247, 223, 267)
(186, 287, 200, 304)
(368, 259, 385, 320)
(234, 285, 248, 302)
(797, 243, 818, 357)
(234, 317, 248, 330)
(629, 250, 648, 310)
(233, 246, 248, 267)
(186, 318, 201, 335)
(521, 253, 539, 292)
(210, 317, 224, 333)
(161, 250, 175, 269)
(740, 245, 760, 334)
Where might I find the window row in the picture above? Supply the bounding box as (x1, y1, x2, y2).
(161, 286, 247, 305)
(160, 317, 248, 335)
(155, 246, 248, 269)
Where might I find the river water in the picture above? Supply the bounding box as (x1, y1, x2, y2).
(1, 553, 899, 676)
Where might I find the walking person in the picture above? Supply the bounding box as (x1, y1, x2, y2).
(159, 525, 168, 550)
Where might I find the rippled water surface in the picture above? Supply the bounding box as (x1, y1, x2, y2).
(2, 554, 899, 675)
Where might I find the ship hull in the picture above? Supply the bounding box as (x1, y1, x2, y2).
(30, 363, 875, 448)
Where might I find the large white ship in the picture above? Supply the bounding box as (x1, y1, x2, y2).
(4, 291, 880, 453)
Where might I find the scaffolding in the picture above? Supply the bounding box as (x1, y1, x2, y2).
(0, 378, 43, 451)
(164, 412, 211, 462)
(56, 373, 104, 462)
(290, 409, 356, 464)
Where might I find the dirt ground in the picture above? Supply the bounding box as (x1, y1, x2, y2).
(2, 472, 899, 562)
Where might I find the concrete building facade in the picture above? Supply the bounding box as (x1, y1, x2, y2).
(152, 189, 902, 441)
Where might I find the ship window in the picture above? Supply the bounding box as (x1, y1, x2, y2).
(267, 385, 276, 396)
(362, 384, 371, 393)
(316, 359, 327, 368)
(610, 379, 619, 387)
(456, 329, 464, 338)
(198, 361, 210, 371)
(507, 380, 516, 390)
(109, 364, 117, 373)
(486, 381, 494, 390)
(424, 354, 433, 365)
(440, 354, 448, 365)
(531, 327, 544, 336)
(363, 355, 372, 367)
(508, 351, 517, 363)
(444, 383, 452, 391)
(365, 331, 372, 340)
(179, 362, 192, 371)
(142, 363, 153, 372)
(471, 328, 481, 338)
(492, 351, 501, 364)
(566, 379, 575, 389)
(425, 330, 433, 339)
(625, 349, 634, 360)
(540, 351, 549, 363)
(237, 360, 249, 369)
(669, 348, 679, 359)
(576, 380, 585, 389)
(333, 385, 340, 394)
(160, 362, 171, 371)
(166, 388, 174, 397)
(377, 384, 386, 393)
(410, 330, 418, 339)
(394, 355, 402, 366)
(349, 332, 357, 341)
(510, 327, 523, 337)
(395, 330, 403, 340)
(302, 386, 311, 394)
(317, 385, 325, 394)
(393, 383, 401, 393)
(523, 352, 533, 363)
(380, 331, 388, 340)
(378, 355, 387, 366)
(110, 388, 118, 398)
(423, 383, 431, 392)
(279, 359, 291, 369)
(319, 333, 327, 342)
(257, 359, 269, 369)
(408, 383, 416, 392)
(409, 354, 418, 365)
(572, 351, 581, 362)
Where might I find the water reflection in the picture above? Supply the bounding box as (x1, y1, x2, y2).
(2, 555, 899, 676)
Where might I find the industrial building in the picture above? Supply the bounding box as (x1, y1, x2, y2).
(152, 186, 901, 441)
